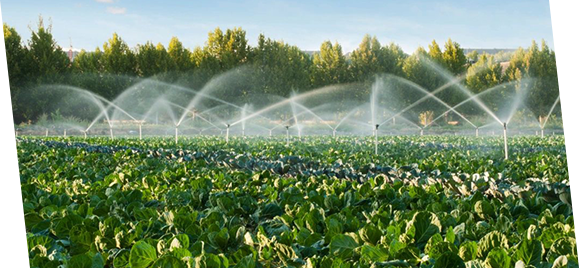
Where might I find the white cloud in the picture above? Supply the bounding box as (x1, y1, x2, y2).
(107, 7, 126, 15)
(95, 0, 114, 3)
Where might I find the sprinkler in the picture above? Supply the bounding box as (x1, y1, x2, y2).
(64, 129, 67, 138)
(226, 124, 230, 143)
(109, 126, 114, 139)
(420, 128, 424, 136)
(374, 125, 380, 152)
(242, 127, 245, 137)
(503, 122, 508, 160)
(332, 128, 337, 138)
(475, 127, 479, 137)
(139, 124, 142, 140)
(45, 129, 48, 137)
(541, 128, 544, 138)
(83, 131, 87, 139)
(269, 129, 272, 137)
(285, 126, 290, 146)
(175, 126, 179, 143)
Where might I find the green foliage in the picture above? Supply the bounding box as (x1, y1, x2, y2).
(16, 135, 572, 267)
(311, 41, 349, 87)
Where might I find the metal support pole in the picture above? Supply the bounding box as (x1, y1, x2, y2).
(503, 122, 508, 160)
(175, 127, 178, 143)
(226, 124, 230, 143)
(139, 124, 142, 140)
(374, 124, 379, 155)
(285, 126, 290, 146)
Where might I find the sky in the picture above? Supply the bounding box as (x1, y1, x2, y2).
(0, 0, 555, 53)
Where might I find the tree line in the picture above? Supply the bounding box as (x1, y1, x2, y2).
(4, 17, 559, 124)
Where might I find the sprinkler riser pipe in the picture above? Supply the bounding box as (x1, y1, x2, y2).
(476, 128, 479, 137)
(374, 124, 379, 155)
(503, 123, 508, 160)
(64, 129, 67, 138)
(541, 129, 544, 138)
(139, 124, 142, 140)
(285, 126, 289, 146)
(175, 127, 178, 143)
(45, 130, 48, 137)
(109, 127, 113, 140)
(226, 126, 230, 143)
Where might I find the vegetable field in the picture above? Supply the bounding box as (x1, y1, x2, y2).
(17, 136, 576, 268)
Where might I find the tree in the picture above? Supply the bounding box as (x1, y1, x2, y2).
(98, 33, 138, 99)
(4, 23, 30, 123)
(505, 40, 559, 120)
(18, 17, 71, 123)
(72, 48, 104, 74)
(310, 41, 349, 87)
(205, 27, 250, 71)
(102, 33, 137, 75)
(465, 53, 504, 114)
(401, 47, 449, 114)
(442, 38, 467, 75)
(136, 42, 175, 77)
(466, 53, 502, 93)
(250, 34, 312, 96)
(350, 35, 406, 83)
(428, 40, 445, 66)
(466, 50, 479, 64)
(27, 16, 70, 79)
(167, 37, 194, 72)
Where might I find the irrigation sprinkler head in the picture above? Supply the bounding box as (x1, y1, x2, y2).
(503, 122, 507, 129)
(226, 124, 230, 128)
(285, 125, 289, 130)
(375, 124, 380, 130)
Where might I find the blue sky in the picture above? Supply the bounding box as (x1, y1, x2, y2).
(1, 0, 555, 53)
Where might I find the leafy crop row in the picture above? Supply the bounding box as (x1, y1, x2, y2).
(18, 136, 575, 267)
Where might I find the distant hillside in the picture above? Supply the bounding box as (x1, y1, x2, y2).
(463, 48, 517, 55)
